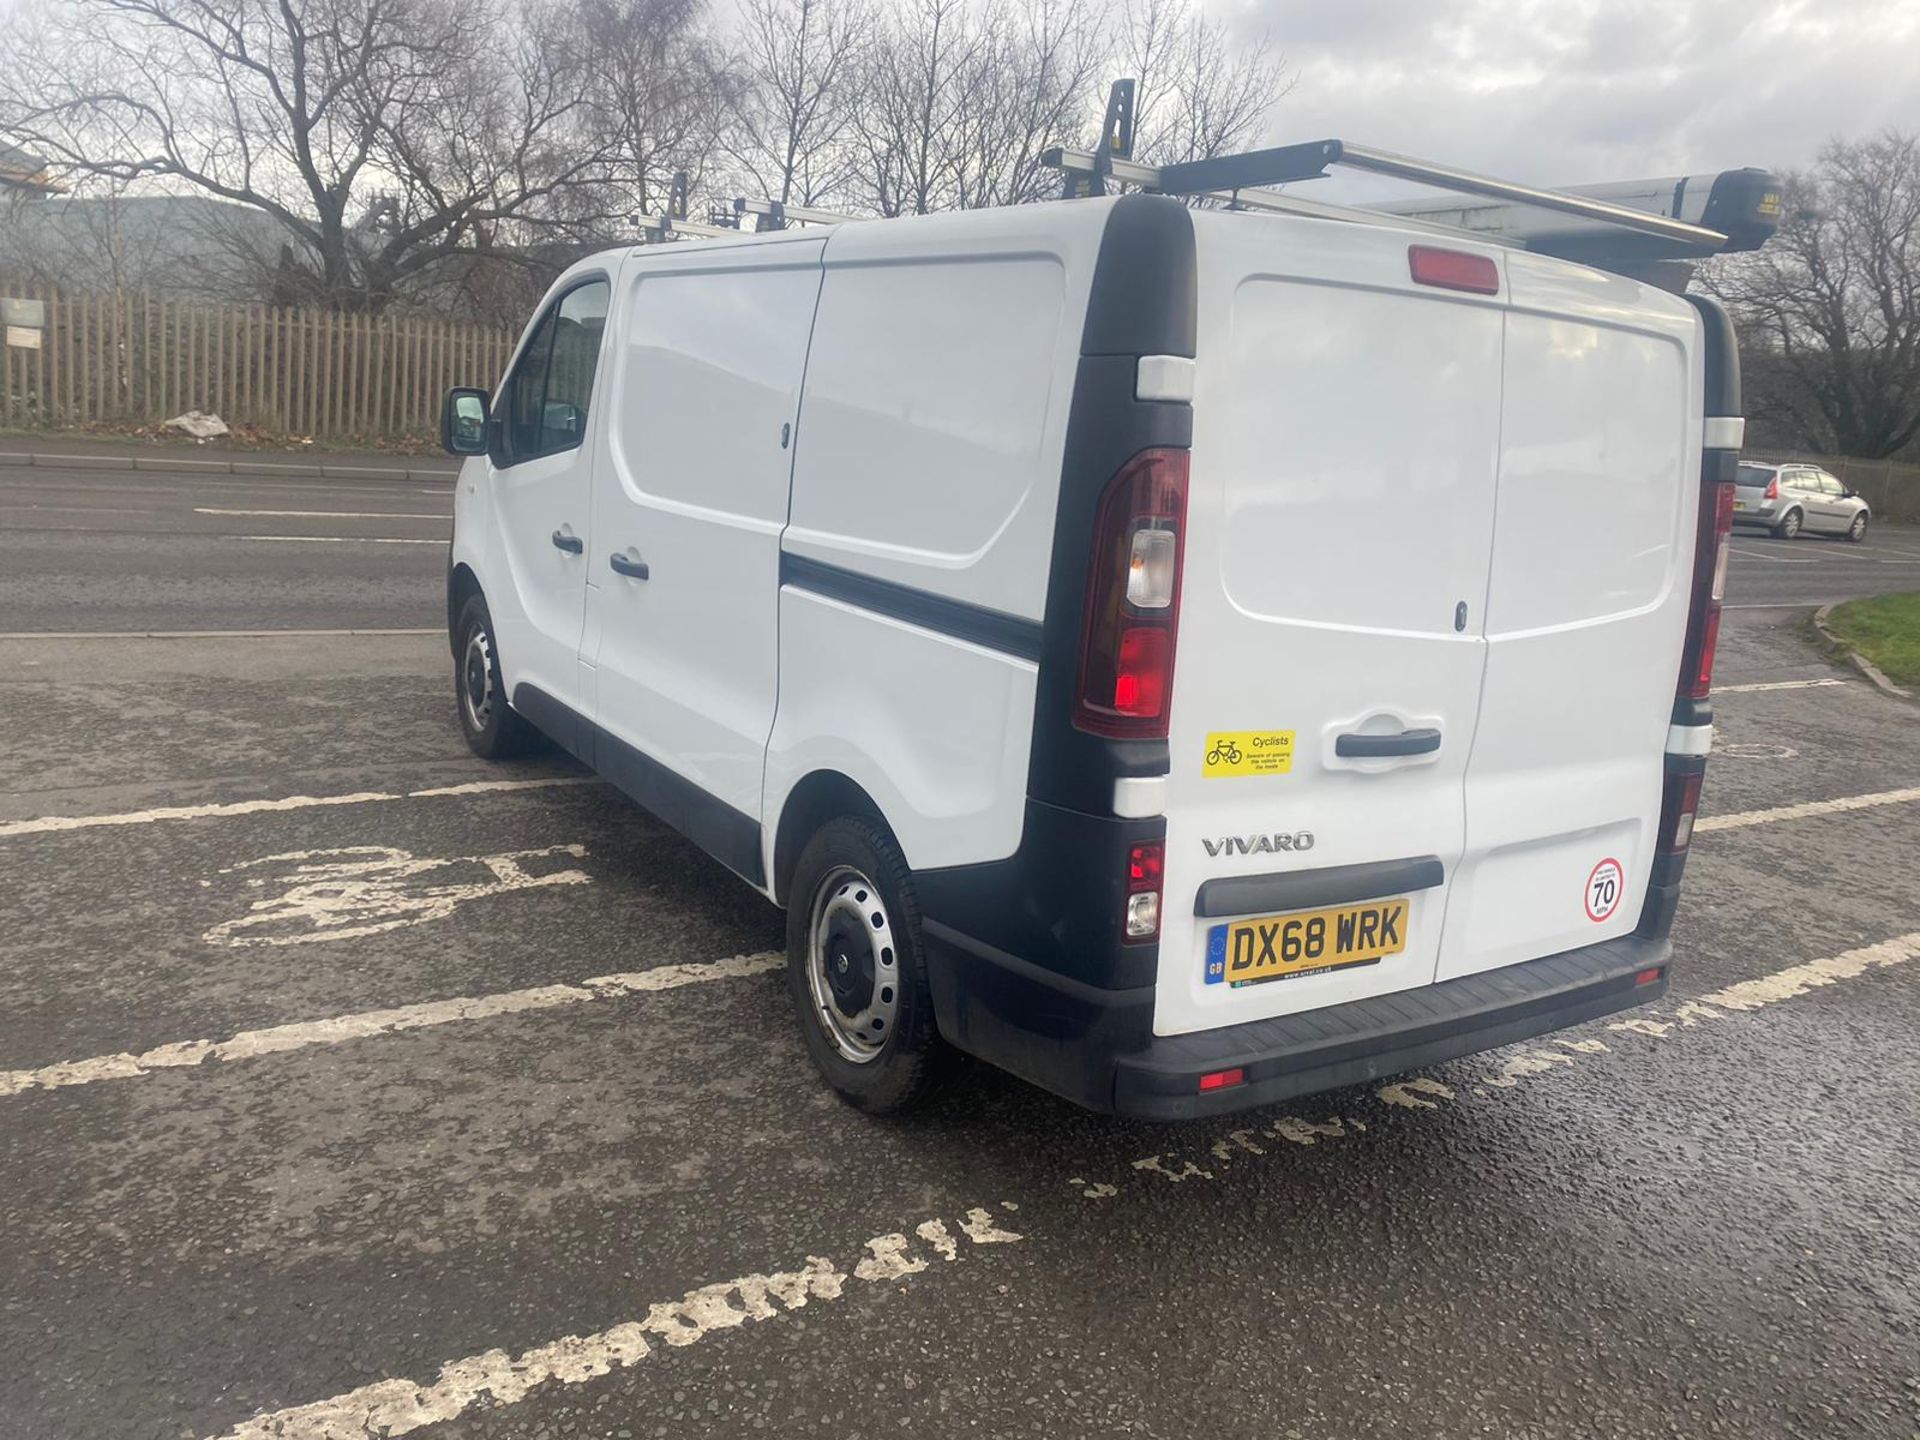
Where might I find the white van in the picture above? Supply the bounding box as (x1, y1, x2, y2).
(440, 187, 1745, 1119)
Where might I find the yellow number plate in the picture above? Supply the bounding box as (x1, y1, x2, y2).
(1205, 897, 1409, 987)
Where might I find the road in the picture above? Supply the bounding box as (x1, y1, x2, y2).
(1, 465, 1918, 1440)
(0, 464, 453, 632)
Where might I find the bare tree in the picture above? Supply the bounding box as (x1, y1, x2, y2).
(947, 0, 1102, 209)
(725, 0, 867, 209)
(575, 0, 738, 219)
(1706, 133, 1920, 459)
(1119, 0, 1289, 167)
(849, 0, 1102, 216)
(0, 0, 727, 308)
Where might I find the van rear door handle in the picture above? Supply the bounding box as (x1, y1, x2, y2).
(550, 530, 583, 554)
(1335, 727, 1442, 758)
(609, 552, 650, 580)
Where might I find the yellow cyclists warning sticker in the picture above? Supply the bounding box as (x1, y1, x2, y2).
(1203, 730, 1295, 777)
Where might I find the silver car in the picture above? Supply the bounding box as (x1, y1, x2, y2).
(1733, 462, 1871, 541)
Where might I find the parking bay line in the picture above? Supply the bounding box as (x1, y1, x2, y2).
(202, 930, 1920, 1440)
(232, 534, 446, 545)
(0, 775, 595, 840)
(0, 953, 781, 1100)
(1696, 784, 1920, 833)
(195, 507, 450, 520)
(1729, 545, 1819, 564)
(1714, 677, 1848, 693)
(0, 627, 443, 640)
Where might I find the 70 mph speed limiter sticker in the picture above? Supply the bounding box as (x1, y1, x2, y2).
(1585, 857, 1625, 922)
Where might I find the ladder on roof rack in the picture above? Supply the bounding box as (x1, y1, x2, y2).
(1042, 80, 1782, 273)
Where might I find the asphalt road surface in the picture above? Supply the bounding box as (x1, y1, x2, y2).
(2, 467, 1918, 1440)
(0, 463, 454, 632)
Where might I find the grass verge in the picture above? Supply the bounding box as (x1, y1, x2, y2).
(1822, 592, 1920, 688)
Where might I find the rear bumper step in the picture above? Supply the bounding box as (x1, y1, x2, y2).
(924, 924, 1669, 1120)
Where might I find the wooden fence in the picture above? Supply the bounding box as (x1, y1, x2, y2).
(0, 285, 518, 440)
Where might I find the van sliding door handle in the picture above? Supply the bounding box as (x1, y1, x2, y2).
(1335, 727, 1442, 758)
(550, 530, 583, 554)
(608, 552, 650, 580)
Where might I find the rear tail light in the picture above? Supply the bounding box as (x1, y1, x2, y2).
(1764, 476, 1779, 500)
(1655, 768, 1704, 856)
(1076, 449, 1189, 737)
(1676, 479, 1734, 700)
(1125, 840, 1164, 941)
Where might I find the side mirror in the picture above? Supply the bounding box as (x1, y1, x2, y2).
(441, 387, 491, 457)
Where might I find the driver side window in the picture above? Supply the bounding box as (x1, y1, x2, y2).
(500, 279, 611, 466)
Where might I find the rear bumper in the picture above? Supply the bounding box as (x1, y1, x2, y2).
(923, 924, 1670, 1121)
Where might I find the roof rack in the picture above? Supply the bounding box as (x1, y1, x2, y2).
(630, 171, 741, 242)
(1041, 80, 1782, 272)
(734, 197, 856, 230)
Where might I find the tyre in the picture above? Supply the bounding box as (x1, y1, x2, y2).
(453, 592, 541, 759)
(1847, 512, 1869, 542)
(786, 815, 946, 1114)
(1776, 508, 1803, 540)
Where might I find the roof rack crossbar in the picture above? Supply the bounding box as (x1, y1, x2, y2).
(733, 197, 857, 229)
(1043, 138, 1736, 255)
(628, 212, 738, 241)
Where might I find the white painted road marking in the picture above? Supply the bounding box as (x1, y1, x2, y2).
(1697, 784, 1920, 833)
(1715, 677, 1848, 693)
(1120, 930, 1920, 1187)
(203, 844, 591, 947)
(195, 507, 449, 520)
(0, 776, 594, 840)
(233, 534, 446, 545)
(1729, 545, 1818, 564)
(0, 953, 781, 1099)
(205, 1205, 1022, 1440)
(0, 627, 442, 640)
(1715, 741, 1798, 760)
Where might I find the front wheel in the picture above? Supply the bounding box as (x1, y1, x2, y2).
(1776, 508, 1803, 540)
(453, 593, 541, 759)
(1847, 512, 1869, 543)
(786, 816, 947, 1113)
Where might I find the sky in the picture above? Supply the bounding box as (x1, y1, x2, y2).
(1234, 0, 1920, 199)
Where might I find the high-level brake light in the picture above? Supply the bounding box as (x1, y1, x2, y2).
(1408, 244, 1501, 295)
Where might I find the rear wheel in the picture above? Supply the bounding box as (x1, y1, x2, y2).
(1847, 512, 1869, 542)
(786, 816, 946, 1113)
(454, 593, 540, 759)
(1776, 508, 1803, 540)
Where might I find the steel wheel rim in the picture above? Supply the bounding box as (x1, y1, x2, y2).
(806, 864, 900, 1064)
(461, 627, 495, 732)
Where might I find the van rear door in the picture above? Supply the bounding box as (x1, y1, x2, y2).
(1153, 213, 1505, 1038)
(1436, 256, 1699, 980)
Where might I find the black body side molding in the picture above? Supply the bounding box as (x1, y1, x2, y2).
(779, 552, 1043, 663)
(511, 683, 766, 888)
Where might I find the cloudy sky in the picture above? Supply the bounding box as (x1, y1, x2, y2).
(1234, 0, 1920, 199)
